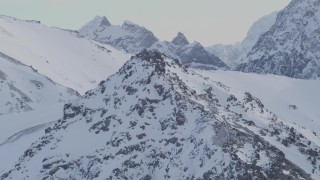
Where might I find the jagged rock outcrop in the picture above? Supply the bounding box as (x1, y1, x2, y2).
(172, 32, 189, 46)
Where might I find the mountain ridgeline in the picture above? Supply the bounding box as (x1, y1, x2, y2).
(149, 32, 227, 69)
(79, 16, 227, 70)
(206, 11, 278, 67)
(78, 0, 320, 80)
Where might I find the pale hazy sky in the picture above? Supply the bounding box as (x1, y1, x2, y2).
(0, 0, 291, 46)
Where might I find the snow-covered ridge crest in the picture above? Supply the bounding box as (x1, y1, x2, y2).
(2, 50, 319, 179)
(172, 32, 189, 46)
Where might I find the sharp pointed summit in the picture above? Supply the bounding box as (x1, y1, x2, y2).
(79, 16, 111, 36)
(172, 32, 189, 46)
(94, 16, 111, 27)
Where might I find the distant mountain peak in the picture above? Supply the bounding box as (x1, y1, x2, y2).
(79, 17, 159, 54)
(95, 16, 111, 26)
(81, 16, 111, 30)
(172, 32, 189, 46)
(149, 38, 227, 69)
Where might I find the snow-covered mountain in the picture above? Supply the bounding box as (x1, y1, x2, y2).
(79, 16, 159, 54)
(0, 15, 131, 94)
(2, 50, 320, 179)
(0, 52, 78, 114)
(236, 0, 320, 79)
(79, 17, 226, 69)
(207, 11, 278, 67)
(150, 32, 227, 69)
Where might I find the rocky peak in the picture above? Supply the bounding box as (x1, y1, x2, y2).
(94, 16, 111, 27)
(172, 32, 189, 46)
(79, 16, 111, 33)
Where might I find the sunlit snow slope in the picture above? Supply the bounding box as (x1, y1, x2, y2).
(0, 15, 131, 94)
(0, 52, 78, 114)
(196, 70, 320, 137)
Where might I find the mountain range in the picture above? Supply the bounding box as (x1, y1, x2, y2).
(149, 32, 227, 69)
(1, 0, 320, 179)
(79, 16, 227, 69)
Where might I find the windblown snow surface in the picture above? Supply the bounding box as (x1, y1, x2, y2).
(0, 15, 131, 94)
(0, 52, 78, 114)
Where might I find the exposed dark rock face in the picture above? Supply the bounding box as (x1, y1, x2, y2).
(178, 42, 227, 68)
(236, 0, 320, 79)
(172, 32, 189, 46)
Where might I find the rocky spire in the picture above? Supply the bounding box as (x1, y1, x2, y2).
(94, 16, 111, 27)
(172, 32, 189, 46)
